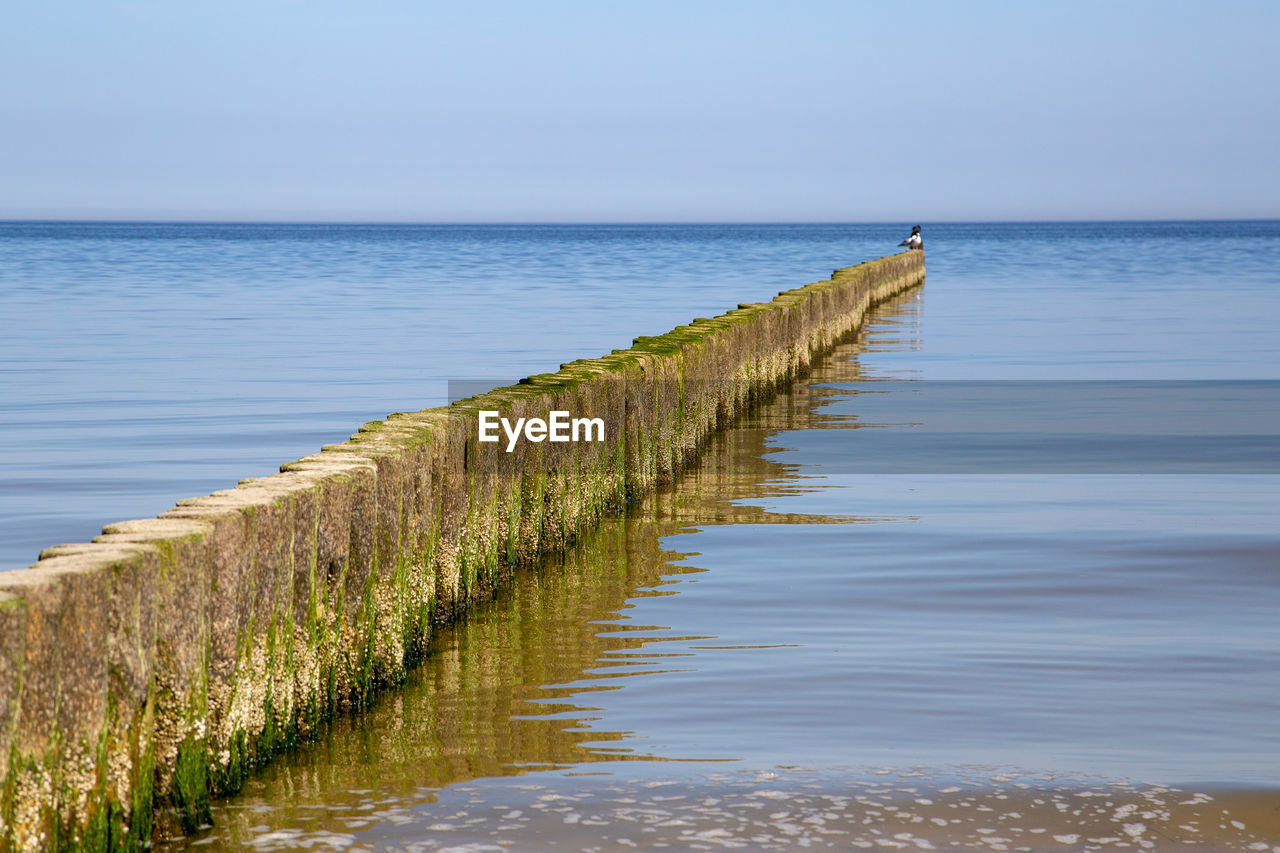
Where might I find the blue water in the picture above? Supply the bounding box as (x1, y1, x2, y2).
(10, 221, 1279, 848)
(3, 222, 1278, 574)
(0, 222, 903, 570)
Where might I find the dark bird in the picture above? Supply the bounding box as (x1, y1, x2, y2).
(899, 225, 923, 251)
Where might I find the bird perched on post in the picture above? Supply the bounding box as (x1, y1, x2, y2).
(899, 225, 923, 251)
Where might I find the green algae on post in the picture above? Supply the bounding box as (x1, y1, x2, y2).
(0, 251, 924, 849)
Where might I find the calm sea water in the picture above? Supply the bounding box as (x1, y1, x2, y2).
(4, 222, 1280, 850)
(0, 222, 935, 570)
(3, 222, 1278, 571)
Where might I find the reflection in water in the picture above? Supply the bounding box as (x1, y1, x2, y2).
(163, 292, 1280, 851)
(162, 298, 912, 849)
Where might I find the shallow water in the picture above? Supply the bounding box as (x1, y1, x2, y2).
(214, 769, 1280, 852)
(164, 290, 1280, 850)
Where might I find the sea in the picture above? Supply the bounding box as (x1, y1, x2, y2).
(2, 221, 1279, 850)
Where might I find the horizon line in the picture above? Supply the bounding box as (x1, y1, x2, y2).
(2, 216, 1278, 227)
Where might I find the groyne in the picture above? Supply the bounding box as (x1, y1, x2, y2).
(0, 251, 923, 849)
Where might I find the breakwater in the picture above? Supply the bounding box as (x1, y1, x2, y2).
(0, 250, 923, 849)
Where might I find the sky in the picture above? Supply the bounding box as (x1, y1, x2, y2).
(1, 0, 1277, 222)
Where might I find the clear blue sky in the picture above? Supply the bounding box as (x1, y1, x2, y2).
(2, 0, 1276, 222)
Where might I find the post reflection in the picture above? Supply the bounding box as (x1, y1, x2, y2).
(161, 295, 922, 848)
